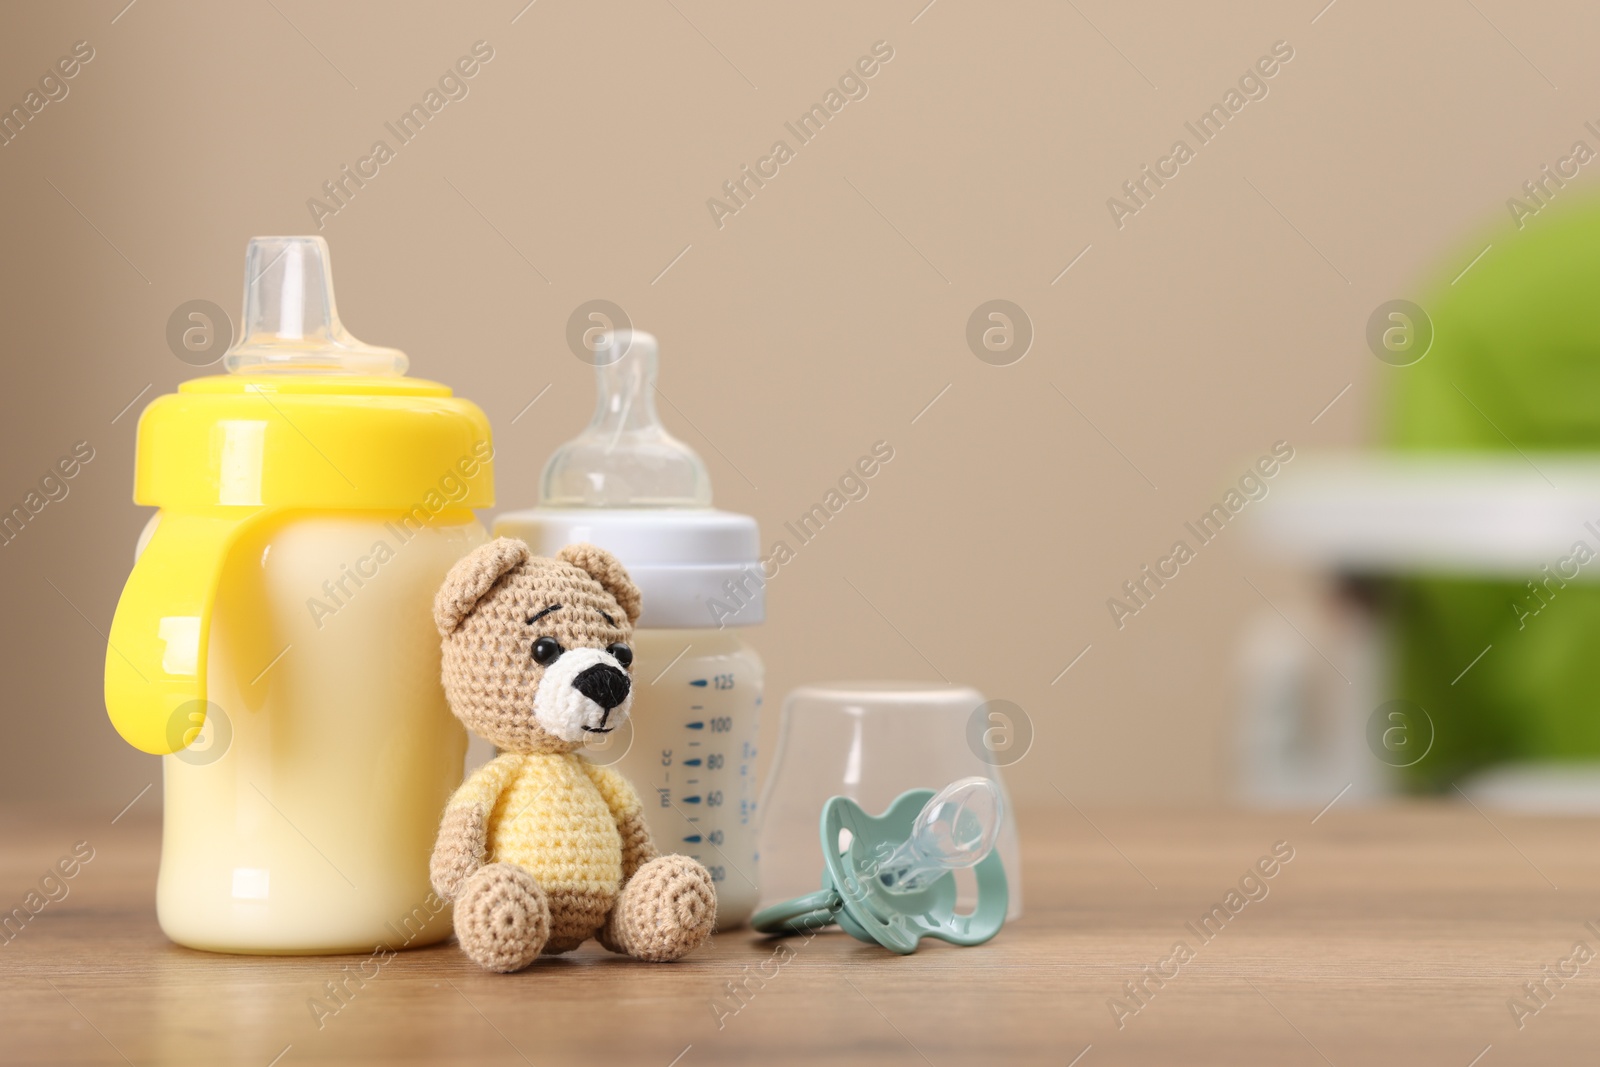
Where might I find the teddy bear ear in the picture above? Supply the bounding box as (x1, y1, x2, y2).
(433, 538, 530, 636)
(556, 542, 642, 626)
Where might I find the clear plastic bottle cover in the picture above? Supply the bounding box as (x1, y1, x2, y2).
(223, 235, 407, 376)
(540, 329, 711, 508)
(757, 682, 1024, 921)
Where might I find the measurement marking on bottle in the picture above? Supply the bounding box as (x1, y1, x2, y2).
(687, 778, 698, 784)
(690, 705, 703, 711)
(690, 679, 708, 688)
(686, 721, 704, 730)
(683, 758, 702, 766)
(689, 740, 701, 746)
(683, 834, 702, 843)
(683, 795, 701, 804)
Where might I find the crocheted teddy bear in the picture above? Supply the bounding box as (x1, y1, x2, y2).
(429, 537, 717, 972)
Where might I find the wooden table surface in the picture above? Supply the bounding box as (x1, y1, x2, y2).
(3, 800, 1598, 1066)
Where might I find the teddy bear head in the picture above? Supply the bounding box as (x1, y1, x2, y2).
(433, 538, 642, 755)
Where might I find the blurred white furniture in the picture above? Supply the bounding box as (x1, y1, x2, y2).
(1254, 453, 1600, 575)
(1244, 453, 1600, 811)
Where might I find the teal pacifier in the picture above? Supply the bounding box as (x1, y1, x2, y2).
(751, 777, 1009, 954)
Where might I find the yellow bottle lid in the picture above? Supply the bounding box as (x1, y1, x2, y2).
(137, 373, 492, 510)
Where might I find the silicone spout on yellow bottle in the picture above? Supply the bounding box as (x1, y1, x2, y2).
(105, 235, 493, 756)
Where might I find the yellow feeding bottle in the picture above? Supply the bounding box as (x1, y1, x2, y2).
(105, 236, 493, 954)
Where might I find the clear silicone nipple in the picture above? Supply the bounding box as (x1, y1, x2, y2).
(539, 329, 712, 507)
(874, 777, 1005, 893)
(222, 236, 407, 375)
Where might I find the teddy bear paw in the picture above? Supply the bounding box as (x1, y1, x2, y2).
(454, 862, 551, 973)
(603, 855, 717, 962)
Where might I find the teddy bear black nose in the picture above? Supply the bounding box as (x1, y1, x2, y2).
(573, 663, 631, 711)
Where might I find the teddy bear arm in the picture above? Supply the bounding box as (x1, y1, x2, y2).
(583, 762, 659, 881)
(430, 755, 519, 901)
(430, 805, 487, 901)
(616, 809, 660, 881)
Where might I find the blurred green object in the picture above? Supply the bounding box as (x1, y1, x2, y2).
(1387, 192, 1600, 790)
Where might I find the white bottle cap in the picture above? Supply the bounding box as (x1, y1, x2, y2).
(492, 508, 764, 629)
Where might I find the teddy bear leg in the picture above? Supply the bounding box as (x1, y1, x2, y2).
(541, 885, 614, 954)
(454, 863, 551, 973)
(599, 855, 717, 962)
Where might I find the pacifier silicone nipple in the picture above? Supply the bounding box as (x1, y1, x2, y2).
(875, 777, 1004, 893)
(539, 330, 712, 507)
(223, 235, 407, 376)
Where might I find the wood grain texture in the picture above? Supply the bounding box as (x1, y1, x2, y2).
(3, 801, 1598, 1065)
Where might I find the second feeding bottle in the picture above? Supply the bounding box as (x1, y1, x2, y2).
(495, 330, 765, 928)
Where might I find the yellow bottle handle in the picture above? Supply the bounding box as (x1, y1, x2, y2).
(104, 508, 270, 755)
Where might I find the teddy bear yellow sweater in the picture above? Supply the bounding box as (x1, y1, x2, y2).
(450, 752, 640, 899)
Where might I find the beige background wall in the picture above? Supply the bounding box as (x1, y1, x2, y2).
(0, 0, 1588, 811)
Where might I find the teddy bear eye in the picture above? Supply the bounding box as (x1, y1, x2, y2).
(607, 643, 633, 669)
(531, 637, 564, 666)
